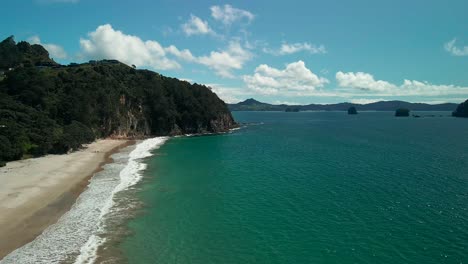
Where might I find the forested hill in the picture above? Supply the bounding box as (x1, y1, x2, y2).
(0, 36, 236, 165)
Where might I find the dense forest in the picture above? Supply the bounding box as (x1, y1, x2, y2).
(0, 36, 236, 166)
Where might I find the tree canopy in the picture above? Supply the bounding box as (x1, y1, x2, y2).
(0, 36, 235, 166)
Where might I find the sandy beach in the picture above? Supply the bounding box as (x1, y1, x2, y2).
(0, 139, 132, 260)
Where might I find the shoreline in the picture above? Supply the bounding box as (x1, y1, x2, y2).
(0, 139, 134, 260)
(67, 137, 168, 264)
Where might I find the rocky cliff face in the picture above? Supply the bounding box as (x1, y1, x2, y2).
(209, 113, 237, 133)
(106, 95, 150, 138)
(109, 104, 237, 138)
(108, 94, 236, 138)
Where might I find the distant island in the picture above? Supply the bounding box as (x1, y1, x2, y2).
(452, 99, 468, 117)
(285, 107, 300, 112)
(229, 98, 459, 112)
(395, 108, 410, 117)
(0, 36, 236, 165)
(348, 106, 358, 115)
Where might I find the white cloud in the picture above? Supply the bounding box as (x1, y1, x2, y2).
(412, 98, 468, 104)
(336, 71, 397, 92)
(207, 84, 251, 103)
(273, 100, 301, 105)
(198, 41, 252, 78)
(399, 80, 468, 96)
(210, 4, 254, 25)
(264, 42, 326, 55)
(336, 71, 468, 96)
(79, 24, 181, 70)
(79, 24, 252, 77)
(165, 45, 195, 62)
(349, 98, 386, 104)
(243, 61, 329, 95)
(444, 38, 468, 56)
(28, 35, 67, 59)
(181, 15, 214, 36)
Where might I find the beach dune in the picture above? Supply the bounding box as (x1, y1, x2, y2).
(0, 139, 131, 259)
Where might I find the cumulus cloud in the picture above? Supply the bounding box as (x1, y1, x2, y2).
(399, 80, 468, 96)
(181, 15, 214, 36)
(243, 61, 329, 95)
(336, 71, 468, 96)
(336, 71, 397, 92)
(264, 42, 326, 55)
(28, 35, 67, 59)
(165, 45, 195, 62)
(210, 4, 254, 25)
(208, 84, 251, 103)
(79, 24, 252, 77)
(444, 38, 468, 56)
(79, 24, 181, 70)
(198, 41, 252, 78)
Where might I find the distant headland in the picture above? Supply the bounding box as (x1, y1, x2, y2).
(228, 98, 461, 112)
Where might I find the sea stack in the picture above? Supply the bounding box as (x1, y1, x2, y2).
(452, 99, 468, 117)
(395, 108, 410, 117)
(348, 106, 358, 115)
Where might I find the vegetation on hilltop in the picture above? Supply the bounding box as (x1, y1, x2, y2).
(0, 36, 57, 69)
(0, 36, 235, 165)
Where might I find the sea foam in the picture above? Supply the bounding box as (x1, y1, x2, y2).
(73, 137, 168, 264)
(0, 137, 168, 264)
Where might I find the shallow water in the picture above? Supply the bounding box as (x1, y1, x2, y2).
(0, 145, 133, 264)
(0, 137, 168, 264)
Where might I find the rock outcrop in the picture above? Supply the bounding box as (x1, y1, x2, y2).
(348, 106, 358, 115)
(452, 99, 468, 117)
(395, 108, 410, 117)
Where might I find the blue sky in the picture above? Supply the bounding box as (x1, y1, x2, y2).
(2, 0, 468, 104)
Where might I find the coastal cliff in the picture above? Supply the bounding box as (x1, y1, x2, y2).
(0, 36, 236, 164)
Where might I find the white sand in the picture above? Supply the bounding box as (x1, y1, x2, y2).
(0, 139, 131, 259)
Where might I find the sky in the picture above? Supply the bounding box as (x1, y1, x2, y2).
(1, 0, 468, 104)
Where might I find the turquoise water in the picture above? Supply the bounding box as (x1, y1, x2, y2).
(120, 112, 468, 264)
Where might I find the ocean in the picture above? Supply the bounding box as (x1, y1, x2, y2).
(3, 111, 468, 263)
(120, 111, 468, 264)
